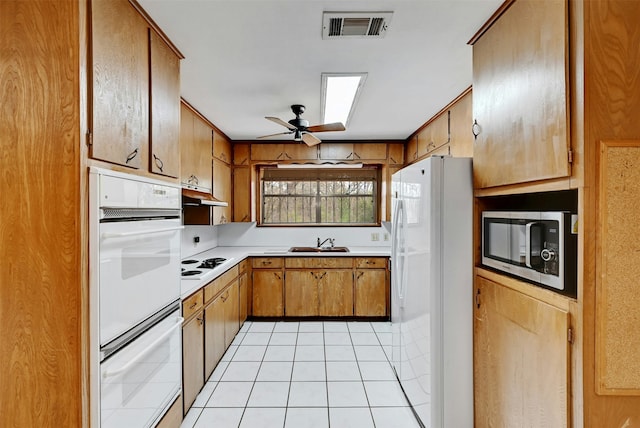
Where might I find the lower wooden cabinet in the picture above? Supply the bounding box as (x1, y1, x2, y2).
(239, 270, 249, 322)
(156, 395, 182, 428)
(354, 269, 387, 316)
(182, 309, 204, 414)
(204, 293, 225, 380)
(224, 282, 240, 348)
(474, 276, 570, 428)
(255, 257, 388, 318)
(252, 270, 284, 316)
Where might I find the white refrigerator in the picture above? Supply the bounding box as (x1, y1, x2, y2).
(391, 156, 473, 428)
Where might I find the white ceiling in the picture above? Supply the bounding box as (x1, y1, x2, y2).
(139, 0, 502, 142)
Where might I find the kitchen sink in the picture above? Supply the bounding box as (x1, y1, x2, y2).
(288, 246, 350, 253)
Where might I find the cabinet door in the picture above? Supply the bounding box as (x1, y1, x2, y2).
(204, 297, 225, 380)
(448, 91, 473, 158)
(354, 269, 387, 316)
(213, 131, 232, 164)
(233, 143, 250, 165)
(252, 270, 284, 316)
(353, 143, 387, 161)
(233, 166, 251, 222)
(212, 158, 231, 224)
(149, 30, 180, 178)
(224, 282, 240, 348)
(472, 0, 569, 188)
(319, 143, 354, 160)
(474, 277, 569, 428)
(180, 103, 196, 185)
(406, 136, 418, 163)
(284, 270, 319, 316)
(239, 272, 248, 323)
(388, 143, 404, 165)
(91, 0, 148, 169)
(251, 143, 285, 161)
(193, 116, 213, 191)
(283, 144, 318, 160)
(182, 313, 204, 414)
(319, 270, 353, 316)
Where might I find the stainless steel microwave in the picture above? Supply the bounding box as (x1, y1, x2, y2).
(482, 211, 577, 296)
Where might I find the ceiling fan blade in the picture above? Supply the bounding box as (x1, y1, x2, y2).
(306, 122, 346, 133)
(265, 116, 297, 131)
(301, 132, 322, 146)
(257, 131, 293, 139)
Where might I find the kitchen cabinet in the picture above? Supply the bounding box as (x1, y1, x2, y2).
(284, 271, 319, 316)
(91, 0, 182, 176)
(474, 275, 570, 428)
(471, 0, 570, 188)
(238, 260, 250, 322)
(149, 30, 180, 178)
(91, 0, 149, 170)
(252, 258, 284, 317)
(223, 282, 240, 348)
(285, 269, 353, 317)
(182, 299, 204, 414)
(213, 130, 232, 164)
(319, 143, 387, 161)
(233, 143, 250, 166)
(405, 136, 418, 164)
(180, 103, 213, 192)
(212, 158, 231, 224)
(251, 143, 318, 161)
(155, 396, 182, 428)
(417, 111, 449, 158)
(233, 166, 251, 222)
(354, 269, 387, 316)
(203, 293, 225, 380)
(387, 143, 404, 165)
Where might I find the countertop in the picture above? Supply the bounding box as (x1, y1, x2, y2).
(181, 246, 391, 298)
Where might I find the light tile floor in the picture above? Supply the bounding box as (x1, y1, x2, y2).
(181, 321, 421, 428)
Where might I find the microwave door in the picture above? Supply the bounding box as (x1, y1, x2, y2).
(525, 222, 544, 269)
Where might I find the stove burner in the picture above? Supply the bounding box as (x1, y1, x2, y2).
(182, 259, 199, 265)
(198, 257, 227, 269)
(181, 270, 202, 277)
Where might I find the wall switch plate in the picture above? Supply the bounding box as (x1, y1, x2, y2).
(383, 233, 389, 241)
(193, 236, 200, 244)
(371, 233, 380, 241)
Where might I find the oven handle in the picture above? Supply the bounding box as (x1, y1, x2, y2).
(101, 226, 184, 239)
(102, 316, 184, 379)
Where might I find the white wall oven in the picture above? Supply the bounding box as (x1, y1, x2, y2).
(482, 210, 577, 296)
(90, 168, 183, 427)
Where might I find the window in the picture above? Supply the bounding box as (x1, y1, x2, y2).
(260, 167, 380, 226)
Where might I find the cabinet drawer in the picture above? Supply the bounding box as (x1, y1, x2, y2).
(205, 265, 239, 302)
(285, 257, 353, 269)
(182, 290, 204, 320)
(355, 257, 387, 269)
(239, 259, 250, 274)
(252, 257, 283, 269)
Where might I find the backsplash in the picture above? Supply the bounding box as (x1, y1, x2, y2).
(181, 225, 219, 258)
(217, 222, 392, 248)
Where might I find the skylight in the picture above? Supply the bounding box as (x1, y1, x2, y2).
(321, 72, 367, 127)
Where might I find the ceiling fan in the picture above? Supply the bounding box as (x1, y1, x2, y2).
(258, 104, 346, 146)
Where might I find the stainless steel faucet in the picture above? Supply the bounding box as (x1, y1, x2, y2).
(317, 237, 335, 248)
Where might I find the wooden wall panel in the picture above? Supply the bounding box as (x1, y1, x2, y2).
(0, 1, 83, 426)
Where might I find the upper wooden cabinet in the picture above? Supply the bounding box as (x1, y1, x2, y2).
(233, 166, 251, 222)
(213, 130, 232, 164)
(212, 158, 231, 224)
(91, 0, 149, 170)
(471, 0, 570, 188)
(320, 143, 387, 161)
(233, 143, 250, 166)
(180, 103, 213, 192)
(388, 143, 404, 165)
(91, 0, 181, 177)
(250, 143, 318, 161)
(149, 31, 180, 178)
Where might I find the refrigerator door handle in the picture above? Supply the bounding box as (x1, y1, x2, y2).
(392, 199, 406, 302)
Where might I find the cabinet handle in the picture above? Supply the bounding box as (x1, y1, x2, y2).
(353, 152, 361, 159)
(188, 174, 199, 185)
(318, 272, 326, 280)
(125, 148, 138, 164)
(241, 214, 250, 222)
(153, 154, 164, 172)
(197, 316, 204, 325)
(283, 152, 292, 160)
(472, 119, 481, 140)
(277, 152, 284, 160)
(221, 153, 227, 162)
(273, 273, 281, 280)
(221, 291, 229, 302)
(357, 272, 364, 280)
(346, 152, 353, 159)
(189, 302, 197, 310)
(263, 260, 272, 265)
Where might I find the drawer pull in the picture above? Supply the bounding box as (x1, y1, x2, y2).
(189, 302, 198, 310)
(357, 272, 365, 280)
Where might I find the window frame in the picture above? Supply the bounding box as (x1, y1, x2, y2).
(257, 165, 382, 227)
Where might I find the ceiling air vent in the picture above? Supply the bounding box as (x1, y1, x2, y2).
(322, 12, 393, 39)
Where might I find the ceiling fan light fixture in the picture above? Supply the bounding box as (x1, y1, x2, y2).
(321, 72, 367, 127)
(293, 129, 302, 141)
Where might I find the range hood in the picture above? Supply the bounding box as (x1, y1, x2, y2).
(182, 188, 228, 207)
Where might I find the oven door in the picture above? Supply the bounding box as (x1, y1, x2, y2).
(100, 309, 183, 428)
(99, 217, 182, 345)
